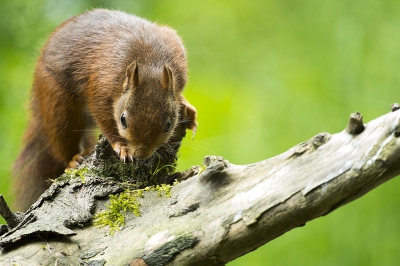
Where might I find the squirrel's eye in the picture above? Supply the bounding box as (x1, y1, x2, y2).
(163, 120, 171, 133)
(121, 113, 127, 129)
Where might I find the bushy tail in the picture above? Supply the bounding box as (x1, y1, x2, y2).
(12, 121, 65, 212)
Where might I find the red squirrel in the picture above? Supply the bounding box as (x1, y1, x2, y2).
(13, 9, 197, 211)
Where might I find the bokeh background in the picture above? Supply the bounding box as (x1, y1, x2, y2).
(1, 0, 400, 265)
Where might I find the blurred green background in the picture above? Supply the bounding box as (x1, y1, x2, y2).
(1, 0, 400, 265)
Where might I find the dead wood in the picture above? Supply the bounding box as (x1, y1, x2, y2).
(1, 109, 400, 266)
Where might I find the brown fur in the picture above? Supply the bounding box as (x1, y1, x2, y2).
(13, 9, 197, 211)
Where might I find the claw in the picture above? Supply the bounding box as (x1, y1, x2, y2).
(190, 123, 197, 139)
(113, 146, 121, 156)
(112, 141, 134, 163)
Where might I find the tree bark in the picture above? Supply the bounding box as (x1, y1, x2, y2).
(1, 109, 400, 266)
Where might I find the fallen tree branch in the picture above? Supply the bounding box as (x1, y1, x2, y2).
(1, 108, 400, 265)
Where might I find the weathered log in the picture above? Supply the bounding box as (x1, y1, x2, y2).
(1, 109, 399, 266)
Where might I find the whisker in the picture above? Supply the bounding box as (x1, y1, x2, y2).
(180, 143, 216, 154)
(71, 129, 98, 132)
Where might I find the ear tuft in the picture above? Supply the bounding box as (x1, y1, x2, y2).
(161, 64, 174, 90)
(123, 61, 139, 93)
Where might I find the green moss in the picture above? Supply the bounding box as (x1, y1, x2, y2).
(54, 138, 180, 235)
(91, 157, 138, 182)
(91, 155, 176, 186)
(57, 167, 89, 183)
(93, 189, 142, 235)
(152, 183, 174, 197)
(93, 183, 175, 235)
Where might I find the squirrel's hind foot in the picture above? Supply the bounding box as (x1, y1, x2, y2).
(67, 148, 93, 169)
(67, 154, 85, 169)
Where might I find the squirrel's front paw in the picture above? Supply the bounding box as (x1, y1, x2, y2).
(112, 142, 134, 163)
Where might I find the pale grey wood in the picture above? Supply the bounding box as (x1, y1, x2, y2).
(1, 110, 399, 266)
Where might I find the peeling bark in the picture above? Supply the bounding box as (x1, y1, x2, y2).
(1, 109, 400, 266)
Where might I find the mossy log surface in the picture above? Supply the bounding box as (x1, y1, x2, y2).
(1, 109, 400, 266)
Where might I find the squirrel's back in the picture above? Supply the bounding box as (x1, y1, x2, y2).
(42, 9, 187, 97)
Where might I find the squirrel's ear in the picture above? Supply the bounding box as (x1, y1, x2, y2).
(161, 64, 174, 90)
(123, 61, 139, 93)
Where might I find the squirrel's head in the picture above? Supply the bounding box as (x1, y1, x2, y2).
(113, 61, 180, 160)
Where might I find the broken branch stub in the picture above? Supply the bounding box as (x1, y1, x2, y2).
(346, 112, 365, 135)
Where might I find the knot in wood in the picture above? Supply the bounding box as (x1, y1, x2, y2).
(312, 133, 330, 149)
(391, 103, 400, 112)
(199, 156, 229, 185)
